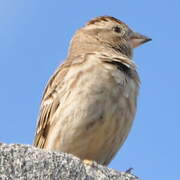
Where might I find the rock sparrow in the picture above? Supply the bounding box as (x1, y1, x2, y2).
(34, 16, 151, 165)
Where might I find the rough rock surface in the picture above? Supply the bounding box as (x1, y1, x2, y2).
(0, 143, 139, 180)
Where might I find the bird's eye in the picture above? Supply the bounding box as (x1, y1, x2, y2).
(112, 26, 121, 33)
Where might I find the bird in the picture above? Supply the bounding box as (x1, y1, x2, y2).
(33, 16, 151, 166)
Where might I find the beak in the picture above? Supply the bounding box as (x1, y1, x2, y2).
(129, 32, 152, 48)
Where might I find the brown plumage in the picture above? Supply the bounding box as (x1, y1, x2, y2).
(34, 16, 151, 165)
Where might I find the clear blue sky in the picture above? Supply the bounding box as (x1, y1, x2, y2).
(0, 1, 179, 179)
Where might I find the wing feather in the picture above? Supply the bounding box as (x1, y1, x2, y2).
(33, 62, 71, 148)
(33, 56, 86, 148)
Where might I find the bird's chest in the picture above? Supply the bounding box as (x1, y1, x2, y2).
(91, 64, 138, 102)
(80, 65, 139, 126)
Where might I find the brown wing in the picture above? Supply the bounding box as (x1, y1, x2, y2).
(33, 55, 86, 148)
(33, 62, 71, 148)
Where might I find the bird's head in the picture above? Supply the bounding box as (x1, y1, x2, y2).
(69, 16, 151, 59)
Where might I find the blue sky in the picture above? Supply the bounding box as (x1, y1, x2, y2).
(0, 1, 179, 179)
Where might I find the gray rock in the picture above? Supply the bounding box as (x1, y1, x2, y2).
(0, 143, 139, 180)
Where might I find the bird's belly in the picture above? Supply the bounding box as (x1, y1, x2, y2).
(48, 79, 137, 165)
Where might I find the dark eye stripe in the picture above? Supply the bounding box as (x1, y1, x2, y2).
(113, 26, 121, 33)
